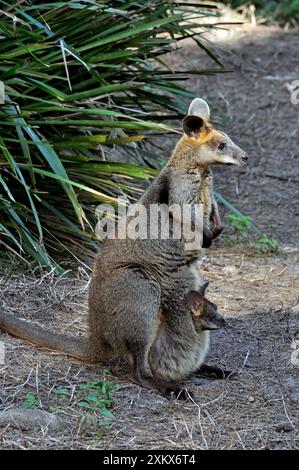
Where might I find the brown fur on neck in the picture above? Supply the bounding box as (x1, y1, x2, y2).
(168, 137, 208, 171)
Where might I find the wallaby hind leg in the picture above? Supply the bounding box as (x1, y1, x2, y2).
(133, 349, 195, 401)
(90, 268, 165, 388)
(131, 345, 157, 389)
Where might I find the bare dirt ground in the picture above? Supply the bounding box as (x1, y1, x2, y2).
(0, 23, 299, 450)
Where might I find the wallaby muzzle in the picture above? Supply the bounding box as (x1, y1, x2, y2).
(233, 147, 248, 166)
(201, 311, 225, 330)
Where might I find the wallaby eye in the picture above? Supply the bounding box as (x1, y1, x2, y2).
(218, 142, 226, 150)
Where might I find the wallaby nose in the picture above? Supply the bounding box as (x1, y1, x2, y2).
(242, 154, 248, 163)
(217, 315, 226, 328)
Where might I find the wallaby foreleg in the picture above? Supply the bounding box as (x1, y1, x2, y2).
(210, 197, 223, 239)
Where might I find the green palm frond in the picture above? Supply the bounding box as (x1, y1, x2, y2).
(0, 0, 227, 270)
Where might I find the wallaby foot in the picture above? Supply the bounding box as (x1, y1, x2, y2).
(154, 378, 197, 402)
(195, 364, 237, 380)
(137, 375, 196, 402)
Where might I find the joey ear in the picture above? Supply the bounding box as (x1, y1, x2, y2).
(199, 281, 209, 295)
(186, 290, 204, 317)
(182, 115, 204, 138)
(188, 98, 210, 121)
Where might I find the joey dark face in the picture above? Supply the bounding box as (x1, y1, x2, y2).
(182, 98, 248, 167)
(201, 299, 225, 330)
(186, 282, 225, 331)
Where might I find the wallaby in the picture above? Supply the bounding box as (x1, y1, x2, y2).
(87, 95, 247, 394)
(148, 280, 226, 397)
(0, 98, 247, 398)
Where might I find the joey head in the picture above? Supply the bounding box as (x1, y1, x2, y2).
(186, 285, 225, 332)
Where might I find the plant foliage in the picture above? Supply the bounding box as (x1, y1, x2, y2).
(0, 0, 224, 270)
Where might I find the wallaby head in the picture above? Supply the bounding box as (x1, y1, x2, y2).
(186, 281, 225, 331)
(179, 98, 247, 167)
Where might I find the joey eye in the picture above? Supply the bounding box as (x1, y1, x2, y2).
(218, 142, 226, 150)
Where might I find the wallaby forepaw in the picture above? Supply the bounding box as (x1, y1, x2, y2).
(202, 226, 213, 248)
(212, 225, 223, 239)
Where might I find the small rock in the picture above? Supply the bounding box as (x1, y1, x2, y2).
(0, 408, 65, 433)
(222, 266, 239, 276)
(248, 396, 255, 402)
(275, 423, 294, 433)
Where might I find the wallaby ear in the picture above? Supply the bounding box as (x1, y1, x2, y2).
(186, 290, 204, 317)
(182, 115, 204, 139)
(199, 281, 209, 295)
(188, 98, 210, 121)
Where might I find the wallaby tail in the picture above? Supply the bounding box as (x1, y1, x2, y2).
(0, 310, 90, 362)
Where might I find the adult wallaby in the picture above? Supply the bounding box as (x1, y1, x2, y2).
(0, 98, 247, 398)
